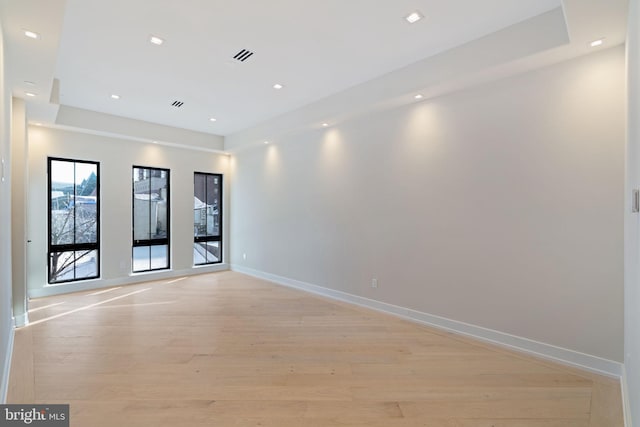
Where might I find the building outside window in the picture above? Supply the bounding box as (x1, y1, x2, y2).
(133, 166, 170, 272)
(194, 172, 222, 265)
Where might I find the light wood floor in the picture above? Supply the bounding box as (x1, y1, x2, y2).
(7, 271, 623, 426)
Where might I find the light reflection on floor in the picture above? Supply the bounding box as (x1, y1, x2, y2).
(25, 288, 152, 327)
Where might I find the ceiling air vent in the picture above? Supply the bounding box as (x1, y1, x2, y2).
(233, 49, 254, 62)
(171, 100, 184, 108)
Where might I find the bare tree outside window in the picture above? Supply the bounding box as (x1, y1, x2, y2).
(48, 158, 100, 283)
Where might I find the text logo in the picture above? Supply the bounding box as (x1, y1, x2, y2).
(0, 405, 69, 427)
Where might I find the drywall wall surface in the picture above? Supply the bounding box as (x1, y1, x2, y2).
(625, 0, 640, 423)
(56, 106, 225, 152)
(230, 46, 625, 362)
(0, 19, 13, 402)
(11, 97, 27, 326)
(224, 8, 570, 152)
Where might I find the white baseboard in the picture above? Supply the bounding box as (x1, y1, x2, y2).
(12, 312, 28, 328)
(1, 325, 15, 403)
(231, 264, 623, 378)
(622, 364, 632, 427)
(29, 264, 230, 298)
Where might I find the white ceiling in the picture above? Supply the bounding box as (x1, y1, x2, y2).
(0, 0, 630, 139)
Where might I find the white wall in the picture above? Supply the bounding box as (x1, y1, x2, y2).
(0, 19, 13, 402)
(56, 106, 225, 152)
(26, 127, 230, 296)
(230, 46, 625, 364)
(11, 97, 27, 326)
(625, 0, 640, 423)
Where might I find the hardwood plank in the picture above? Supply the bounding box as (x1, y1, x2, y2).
(6, 327, 35, 403)
(6, 271, 623, 427)
(589, 378, 624, 427)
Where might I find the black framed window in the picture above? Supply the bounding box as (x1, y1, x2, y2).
(48, 158, 100, 284)
(194, 172, 222, 265)
(132, 166, 170, 272)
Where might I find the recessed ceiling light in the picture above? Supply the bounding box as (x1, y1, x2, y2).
(405, 11, 424, 24)
(209, 117, 217, 122)
(24, 30, 39, 39)
(264, 141, 269, 145)
(590, 38, 605, 47)
(152, 140, 159, 144)
(25, 92, 36, 97)
(414, 94, 424, 100)
(24, 81, 36, 86)
(322, 123, 329, 127)
(111, 94, 120, 100)
(149, 35, 164, 46)
(273, 84, 284, 90)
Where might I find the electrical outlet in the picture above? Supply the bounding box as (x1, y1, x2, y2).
(371, 278, 378, 288)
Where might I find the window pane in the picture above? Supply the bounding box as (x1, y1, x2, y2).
(133, 167, 150, 241)
(50, 160, 75, 245)
(132, 246, 151, 272)
(194, 174, 205, 237)
(50, 207, 75, 246)
(150, 245, 168, 269)
(74, 204, 97, 244)
(133, 245, 168, 271)
(75, 163, 98, 196)
(205, 175, 220, 237)
(50, 251, 75, 282)
(133, 196, 150, 241)
(206, 241, 220, 263)
(74, 250, 98, 280)
(193, 243, 205, 265)
(194, 241, 220, 265)
(74, 163, 98, 244)
(49, 250, 98, 283)
(194, 173, 220, 238)
(150, 172, 168, 239)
